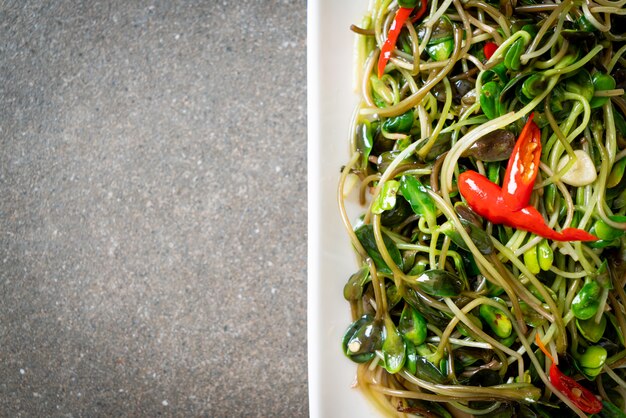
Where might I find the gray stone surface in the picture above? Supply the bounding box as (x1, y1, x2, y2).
(0, 1, 307, 416)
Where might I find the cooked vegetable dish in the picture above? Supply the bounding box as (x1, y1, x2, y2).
(339, 0, 626, 416)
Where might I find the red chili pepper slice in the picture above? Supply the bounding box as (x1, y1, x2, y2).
(459, 170, 597, 242)
(457, 115, 598, 242)
(502, 114, 542, 211)
(483, 42, 498, 60)
(411, 0, 428, 23)
(535, 334, 603, 414)
(378, 7, 414, 79)
(458, 171, 597, 241)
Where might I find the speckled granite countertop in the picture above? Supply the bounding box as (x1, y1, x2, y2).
(0, 1, 307, 416)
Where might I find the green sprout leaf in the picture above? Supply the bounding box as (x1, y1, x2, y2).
(372, 180, 400, 215)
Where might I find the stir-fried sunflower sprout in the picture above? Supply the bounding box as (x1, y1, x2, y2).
(339, 0, 626, 416)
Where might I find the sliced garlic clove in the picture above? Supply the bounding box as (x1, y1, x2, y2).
(557, 150, 597, 187)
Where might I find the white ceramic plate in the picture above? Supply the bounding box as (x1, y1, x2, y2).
(307, 1, 380, 417)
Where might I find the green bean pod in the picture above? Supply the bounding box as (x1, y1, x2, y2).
(571, 279, 601, 320)
(479, 297, 512, 338)
(523, 245, 540, 275)
(578, 345, 607, 378)
(537, 240, 553, 271)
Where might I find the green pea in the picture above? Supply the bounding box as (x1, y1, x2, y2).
(411, 269, 464, 297)
(571, 280, 601, 320)
(590, 72, 616, 109)
(504, 37, 526, 71)
(382, 109, 414, 134)
(399, 304, 428, 346)
(523, 246, 540, 275)
(342, 315, 384, 363)
(479, 81, 502, 120)
(479, 298, 512, 338)
(576, 314, 607, 343)
(372, 180, 400, 215)
(578, 345, 607, 378)
(537, 240, 553, 271)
